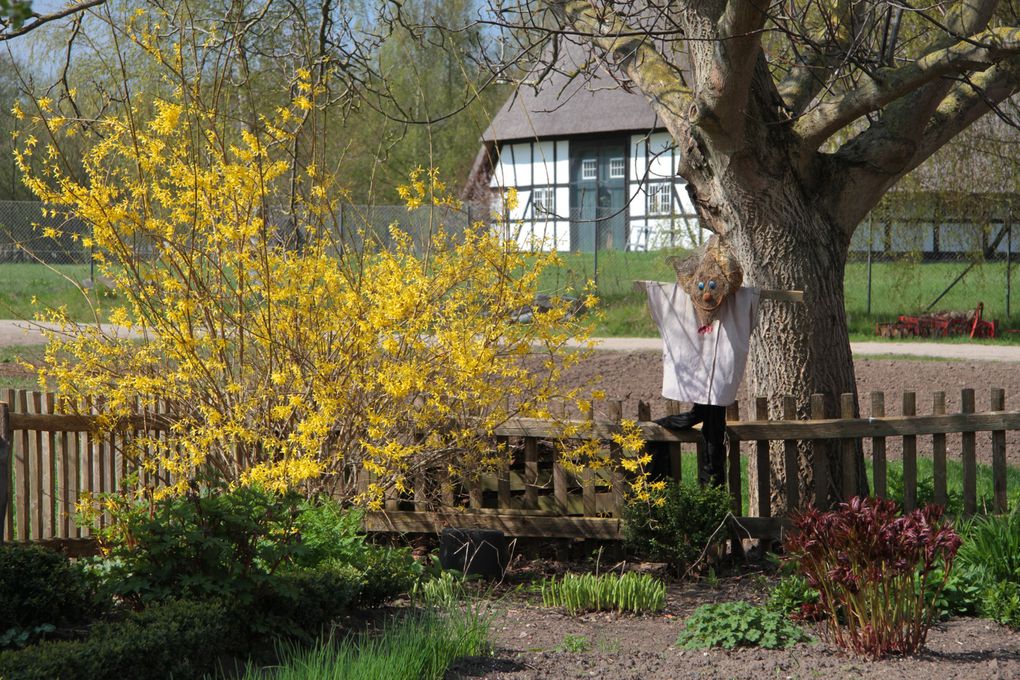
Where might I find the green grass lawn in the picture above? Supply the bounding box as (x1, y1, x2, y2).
(0, 263, 108, 322)
(537, 252, 1020, 339)
(3, 255, 1019, 339)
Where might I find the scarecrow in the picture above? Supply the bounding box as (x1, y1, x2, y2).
(637, 236, 801, 487)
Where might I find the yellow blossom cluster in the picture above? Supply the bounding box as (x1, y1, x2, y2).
(16, 70, 620, 505)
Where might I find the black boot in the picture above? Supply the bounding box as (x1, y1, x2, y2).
(654, 403, 707, 431)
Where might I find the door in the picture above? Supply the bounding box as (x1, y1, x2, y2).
(570, 141, 627, 252)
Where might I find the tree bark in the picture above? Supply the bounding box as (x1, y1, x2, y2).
(659, 98, 870, 514)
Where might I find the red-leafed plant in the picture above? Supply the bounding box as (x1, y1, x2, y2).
(784, 496, 961, 659)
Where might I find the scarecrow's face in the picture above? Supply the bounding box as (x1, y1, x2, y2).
(684, 259, 733, 316)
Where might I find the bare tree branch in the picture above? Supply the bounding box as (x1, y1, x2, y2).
(543, 1, 693, 129)
(775, 0, 874, 116)
(795, 25, 1020, 150)
(0, 0, 105, 42)
(694, 0, 768, 145)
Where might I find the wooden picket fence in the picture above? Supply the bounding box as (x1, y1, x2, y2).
(2, 387, 1019, 551)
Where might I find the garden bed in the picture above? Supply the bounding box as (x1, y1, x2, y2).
(449, 570, 1020, 679)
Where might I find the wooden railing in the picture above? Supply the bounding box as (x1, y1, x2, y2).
(2, 388, 1019, 548)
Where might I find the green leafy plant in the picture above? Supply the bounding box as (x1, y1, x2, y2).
(622, 481, 730, 574)
(765, 574, 820, 621)
(84, 482, 305, 608)
(982, 580, 1020, 629)
(0, 625, 56, 651)
(676, 601, 809, 650)
(541, 572, 666, 615)
(0, 544, 104, 632)
(956, 509, 1020, 585)
(0, 599, 244, 680)
(785, 496, 961, 659)
(557, 634, 591, 653)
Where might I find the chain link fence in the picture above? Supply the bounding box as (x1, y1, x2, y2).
(0, 201, 92, 264)
(2, 195, 1017, 323)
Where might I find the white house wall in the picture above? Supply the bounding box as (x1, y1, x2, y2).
(491, 133, 705, 251)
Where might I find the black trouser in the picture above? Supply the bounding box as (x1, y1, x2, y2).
(653, 403, 728, 488)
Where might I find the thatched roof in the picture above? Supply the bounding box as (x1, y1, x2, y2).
(480, 42, 663, 143)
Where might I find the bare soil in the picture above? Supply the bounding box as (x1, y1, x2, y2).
(555, 351, 1020, 467)
(447, 569, 1020, 680)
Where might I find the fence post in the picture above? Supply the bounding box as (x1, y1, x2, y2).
(810, 394, 828, 509)
(754, 397, 770, 518)
(991, 388, 1007, 513)
(840, 394, 857, 501)
(961, 388, 977, 516)
(902, 392, 917, 512)
(0, 402, 10, 544)
(782, 396, 799, 512)
(932, 392, 947, 507)
(871, 392, 887, 498)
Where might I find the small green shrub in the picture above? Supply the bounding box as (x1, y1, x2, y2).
(982, 581, 1020, 629)
(89, 483, 305, 607)
(622, 481, 729, 574)
(353, 546, 420, 606)
(676, 601, 809, 650)
(928, 563, 986, 619)
(956, 509, 1020, 584)
(765, 574, 819, 620)
(541, 572, 666, 615)
(0, 544, 104, 632)
(293, 500, 368, 568)
(252, 563, 364, 641)
(0, 598, 242, 680)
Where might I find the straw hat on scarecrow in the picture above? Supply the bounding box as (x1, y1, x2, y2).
(666, 235, 743, 331)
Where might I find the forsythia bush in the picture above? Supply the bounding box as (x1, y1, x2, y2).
(13, 58, 607, 503)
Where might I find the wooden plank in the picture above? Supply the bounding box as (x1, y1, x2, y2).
(840, 394, 858, 501)
(44, 392, 56, 539)
(59, 400, 71, 539)
(12, 390, 28, 541)
(496, 436, 511, 510)
(20, 390, 36, 541)
(991, 388, 1008, 513)
(871, 392, 887, 499)
(582, 403, 596, 516)
(524, 437, 538, 510)
(810, 394, 828, 508)
(782, 396, 799, 511)
(726, 402, 741, 515)
(607, 400, 624, 516)
(29, 537, 99, 558)
(902, 392, 917, 512)
(932, 392, 947, 508)
(8, 412, 173, 433)
(0, 401, 10, 544)
(725, 411, 1020, 440)
(962, 389, 977, 516)
(754, 397, 770, 518)
(363, 510, 623, 539)
(493, 412, 1020, 442)
(2, 390, 12, 542)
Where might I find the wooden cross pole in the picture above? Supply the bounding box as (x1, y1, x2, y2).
(632, 280, 805, 302)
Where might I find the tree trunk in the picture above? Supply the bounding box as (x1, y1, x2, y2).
(682, 152, 870, 515)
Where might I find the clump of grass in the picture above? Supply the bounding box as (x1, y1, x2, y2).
(412, 570, 468, 609)
(541, 572, 666, 615)
(237, 609, 489, 680)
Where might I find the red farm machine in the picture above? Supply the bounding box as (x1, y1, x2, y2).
(875, 302, 997, 339)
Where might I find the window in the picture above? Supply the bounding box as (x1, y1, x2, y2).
(647, 182, 673, 215)
(532, 187, 555, 218)
(609, 157, 625, 179)
(581, 159, 597, 180)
